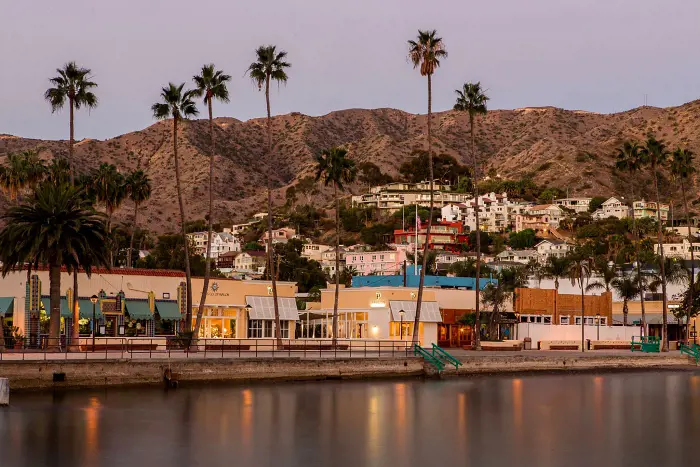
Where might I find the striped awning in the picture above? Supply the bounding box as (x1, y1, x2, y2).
(155, 300, 181, 321)
(389, 300, 442, 323)
(125, 300, 153, 320)
(245, 296, 299, 321)
(0, 298, 13, 317)
(78, 299, 102, 319)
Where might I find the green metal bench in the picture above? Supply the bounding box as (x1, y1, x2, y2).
(431, 343, 462, 370)
(631, 336, 661, 353)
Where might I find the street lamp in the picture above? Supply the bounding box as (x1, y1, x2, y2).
(90, 295, 98, 352)
(399, 309, 405, 340)
(596, 313, 601, 341)
(514, 311, 520, 341)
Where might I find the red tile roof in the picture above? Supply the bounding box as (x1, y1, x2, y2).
(24, 265, 186, 277)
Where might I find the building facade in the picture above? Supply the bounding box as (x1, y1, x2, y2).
(187, 231, 241, 259)
(535, 239, 572, 261)
(345, 249, 407, 276)
(592, 197, 632, 220)
(441, 192, 532, 233)
(656, 239, 700, 260)
(351, 181, 466, 213)
(554, 197, 592, 213)
(393, 221, 469, 252)
(495, 249, 542, 264)
(515, 204, 563, 233)
(633, 200, 669, 222)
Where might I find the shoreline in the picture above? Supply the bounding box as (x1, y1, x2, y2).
(0, 352, 696, 393)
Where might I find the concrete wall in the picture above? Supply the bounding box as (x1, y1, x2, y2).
(517, 323, 640, 344)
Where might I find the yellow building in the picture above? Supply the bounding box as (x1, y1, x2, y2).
(310, 287, 440, 346)
(190, 278, 299, 339)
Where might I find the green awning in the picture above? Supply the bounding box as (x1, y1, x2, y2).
(0, 298, 13, 317)
(41, 297, 70, 318)
(125, 300, 153, 320)
(78, 299, 102, 319)
(155, 300, 181, 321)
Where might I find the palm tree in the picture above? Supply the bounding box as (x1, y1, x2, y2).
(568, 248, 592, 352)
(611, 275, 640, 326)
(639, 136, 671, 350)
(44, 62, 97, 184)
(0, 182, 109, 350)
(454, 82, 488, 349)
(615, 141, 647, 335)
(124, 170, 152, 268)
(543, 256, 571, 291)
(247, 45, 291, 347)
(670, 148, 696, 343)
(0, 151, 46, 201)
(315, 147, 357, 346)
(90, 163, 126, 266)
(191, 64, 232, 338)
(407, 29, 447, 346)
(586, 257, 617, 293)
(152, 83, 199, 333)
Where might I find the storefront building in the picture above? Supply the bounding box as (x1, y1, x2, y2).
(190, 278, 299, 339)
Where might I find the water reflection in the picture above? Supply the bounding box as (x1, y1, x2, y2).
(2, 371, 700, 467)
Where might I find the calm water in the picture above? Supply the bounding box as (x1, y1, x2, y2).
(2, 372, 700, 467)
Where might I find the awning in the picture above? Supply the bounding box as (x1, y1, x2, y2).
(155, 300, 181, 321)
(612, 313, 681, 325)
(78, 299, 102, 319)
(41, 297, 71, 318)
(389, 300, 442, 323)
(125, 300, 154, 320)
(246, 296, 299, 321)
(0, 297, 13, 317)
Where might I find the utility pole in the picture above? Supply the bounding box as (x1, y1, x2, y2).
(403, 260, 407, 287)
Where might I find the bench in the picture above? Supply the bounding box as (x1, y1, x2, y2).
(539, 340, 582, 351)
(204, 344, 251, 351)
(549, 345, 580, 351)
(79, 343, 158, 352)
(631, 336, 660, 353)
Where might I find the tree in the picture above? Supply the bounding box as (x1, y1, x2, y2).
(508, 229, 537, 249)
(543, 256, 571, 291)
(639, 136, 671, 350)
(568, 247, 592, 352)
(408, 29, 447, 345)
(398, 151, 469, 185)
(670, 148, 696, 343)
(358, 161, 393, 188)
(588, 196, 607, 213)
(615, 141, 647, 335)
(680, 280, 700, 344)
(152, 83, 199, 333)
(585, 257, 617, 293)
(192, 64, 232, 339)
(611, 274, 640, 326)
(124, 170, 151, 268)
(454, 81, 489, 350)
(247, 45, 291, 348)
(481, 282, 507, 340)
(90, 163, 126, 266)
(44, 62, 98, 184)
(0, 151, 46, 201)
(0, 182, 109, 350)
(315, 147, 357, 346)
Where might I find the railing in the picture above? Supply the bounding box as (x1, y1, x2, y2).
(0, 337, 415, 361)
(680, 343, 700, 364)
(431, 343, 462, 370)
(413, 345, 444, 371)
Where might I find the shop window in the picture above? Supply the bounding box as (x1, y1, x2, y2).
(560, 316, 570, 325)
(279, 321, 290, 339)
(248, 319, 263, 338)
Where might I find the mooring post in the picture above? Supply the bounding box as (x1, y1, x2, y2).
(0, 377, 9, 406)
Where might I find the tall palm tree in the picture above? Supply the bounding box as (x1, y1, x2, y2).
(543, 256, 571, 291)
(90, 163, 126, 266)
(640, 136, 671, 350)
(152, 83, 199, 333)
(670, 148, 696, 343)
(454, 82, 488, 349)
(586, 257, 617, 293)
(0, 151, 46, 201)
(192, 64, 231, 338)
(0, 182, 109, 350)
(124, 170, 152, 268)
(615, 141, 647, 335)
(315, 147, 357, 346)
(611, 274, 640, 326)
(407, 29, 447, 346)
(247, 45, 291, 347)
(44, 62, 97, 184)
(568, 248, 592, 352)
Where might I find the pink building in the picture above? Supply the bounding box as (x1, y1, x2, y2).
(345, 250, 408, 276)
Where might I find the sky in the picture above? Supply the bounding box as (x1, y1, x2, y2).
(1, 0, 700, 140)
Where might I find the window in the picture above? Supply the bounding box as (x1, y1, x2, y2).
(560, 316, 570, 325)
(163, 293, 170, 299)
(574, 317, 595, 326)
(248, 319, 263, 338)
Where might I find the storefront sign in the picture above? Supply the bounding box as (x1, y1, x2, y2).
(207, 282, 230, 297)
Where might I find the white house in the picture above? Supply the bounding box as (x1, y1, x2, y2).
(592, 197, 632, 220)
(634, 200, 670, 222)
(187, 231, 241, 259)
(234, 251, 267, 273)
(442, 192, 533, 233)
(515, 205, 564, 233)
(554, 197, 592, 213)
(656, 239, 700, 260)
(535, 239, 572, 262)
(495, 249, 542, 264)
(320, 248, 347, 278)
(301, 243, 333, 261)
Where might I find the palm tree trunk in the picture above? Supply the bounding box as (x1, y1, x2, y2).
(632, 211, 646, 336)
(413, 72, 433, 346)
(69, 96, 75, 185)
(71, 270, 79, 351)
(623, 299, 628, 326)
(681, 179, 694, 344)
(194, 99, 216, 339)
(48, 263, 62, 351)
(580, 274, 585, 353)
(173, 117, 193, 333)
(128, 202, 139, 268)
(107, 210, 114, 267)
(69, 95, 79, 350)
(333, 181, 340, 347)
(471, 114, 481, 350)
(265, 75, 282, 349)
(653, 169, 669, 351)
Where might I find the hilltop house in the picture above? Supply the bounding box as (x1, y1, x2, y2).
(592, 197, 632, 220)
(259, 227, 297, 249)
(351, 181, 468, 213)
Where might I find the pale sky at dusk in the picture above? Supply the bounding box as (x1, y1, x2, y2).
(1, 0, 699, 140)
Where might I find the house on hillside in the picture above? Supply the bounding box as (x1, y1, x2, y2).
(515, 205, 563, 233)
(495, 249, 542, 264)
(234, 251, 267, 273)
(301, 243, 334, 262)
(259, 227, 297, 249)
(554, 197, 592, 213)
(592, 197, 632, 220)
(345, 249, 407, 276)
(187, 231, 241, 259)
(634, 200, 669, 222)
(656, 239, 700, 260)
(535, 239, 572, 262)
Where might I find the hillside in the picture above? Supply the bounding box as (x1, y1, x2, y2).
(2, 100, 700, 233)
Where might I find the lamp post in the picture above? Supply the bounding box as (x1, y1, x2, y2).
(596, 312, 601, 341)
(90, 295, 98, 352)
(399, 309, 405, 340)
(515, 312, 520, 341)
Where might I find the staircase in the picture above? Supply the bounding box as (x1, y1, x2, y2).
(680, 343, 700, 364)
(431, 343, 463, 370)
(414, 345, 445, 371)
(414, 344, 463, 372)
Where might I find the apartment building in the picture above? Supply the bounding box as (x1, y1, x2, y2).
(441, 192, 533, 233)
(515, 205, 564, 233)
(656, 239, 700, 260)
(234, 251, 268, 273)
(554, 197, 592, 213)
(345, 249, 407, 276)
(633, 200, 670, 222)
(187, 231, 241, 259)
(351, 181, 468, 213)
(393, 221, 470, 252)
(320, 248, 347, 278)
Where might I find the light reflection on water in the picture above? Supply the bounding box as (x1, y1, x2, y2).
(1, 371, 699, 467)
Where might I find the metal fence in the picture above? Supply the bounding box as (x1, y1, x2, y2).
(0, 337, 415, 361)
